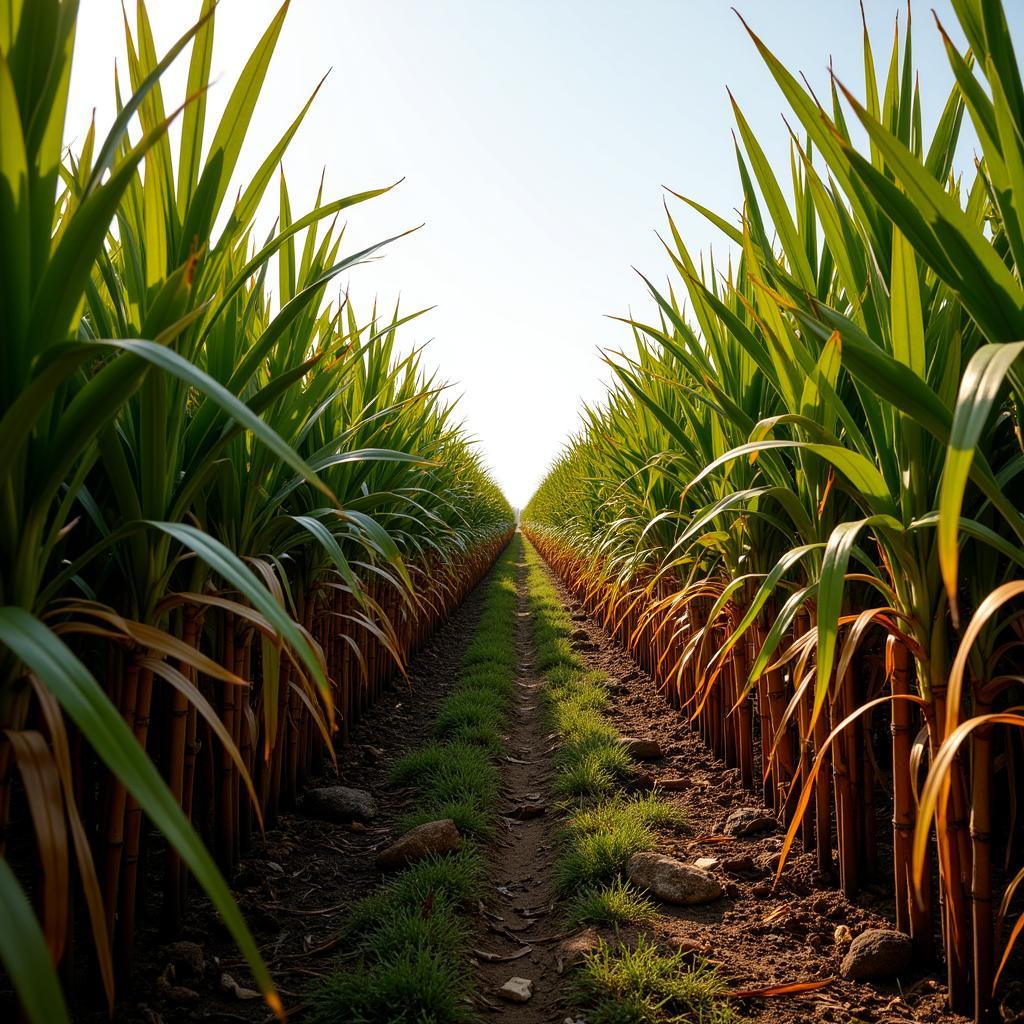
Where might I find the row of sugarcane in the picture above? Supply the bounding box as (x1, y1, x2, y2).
(524, 3, 1024, 1021)
(0, 2, 513, 1021)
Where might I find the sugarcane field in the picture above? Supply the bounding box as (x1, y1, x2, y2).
(3, 1, 1024, 1022)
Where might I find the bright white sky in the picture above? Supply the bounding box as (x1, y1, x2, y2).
(67, 1, 1022, 508)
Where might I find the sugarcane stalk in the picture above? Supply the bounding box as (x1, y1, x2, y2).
(970, 686, 993, 1024)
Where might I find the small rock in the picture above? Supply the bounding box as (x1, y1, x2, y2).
(834, 925, 852, 946)
(750, 881, 772, 898)
(265, 860, 284, 874)
(165, 941, 204, 979)
(1000, 980, 1024, 1023)
(620, 737, 662, 760)
(571, 628, 590, 642)
(376, 819, 460, 868)
(721, 855, 761, 876)
(509, 802, 546, 819)
(301, 785, 377, 823)
(626, 852, 722, 905)
(812, 897, 830, 915)
(693, 856, 719, 870)
(783, 914, 806, 936)
(220, 972, 261, 1000)
(631, 771, 656, 791)
(656, 776, 691, 791)
(499, 977, 534, 1002)
(156, 972, 199, 1004)
(667, 936, 704, 955)
(840, 928, 912, 980)
(724, 807, 777, 836)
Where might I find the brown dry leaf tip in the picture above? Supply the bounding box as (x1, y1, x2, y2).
(730, 977, 836, 999)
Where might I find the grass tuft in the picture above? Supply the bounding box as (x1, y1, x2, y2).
(310, 947, 472, 1024)
(556, 817, 655, 894)
(567, 878, 657, 927)
(576, 937, 738, 1024)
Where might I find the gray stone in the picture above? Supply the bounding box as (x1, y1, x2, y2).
(376, 819, 460, 868)
(626, 852, 722, 905)
(724, 806, 777, 836)
(499, 977, 534, 1002)
(839, 928, 912, 980)
(301, 785, 377, 823)
(693, 856, 719, 870)
(620, 737, 663, 760)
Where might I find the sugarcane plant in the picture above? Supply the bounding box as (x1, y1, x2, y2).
(0, 1, 513, 1021)
(523, 3, 1024, 1020)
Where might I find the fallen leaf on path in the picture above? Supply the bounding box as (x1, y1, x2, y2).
(762, 903, 792, 924)
(471, 946, 533, 963)
(730, 978, 835, 998)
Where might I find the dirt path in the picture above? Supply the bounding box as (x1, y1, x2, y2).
(470, 545, 566, 1022)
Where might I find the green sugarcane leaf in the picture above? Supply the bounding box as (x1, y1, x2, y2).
(815, 515, 903, 725)
(0, 608, 278, 1015)
(84, 3, 209, 198)
(0, 857, 69, 1024)
(202, 0, 288, 216)
(177, 0, 215, 214)
(840, 83, 1024, 343)
(890, 228, 927, 378)
(0, 47, 31, 370)
(146, 522, 329, 697)
(937, 341, 1024, 619)
(290, 513, 364, 601)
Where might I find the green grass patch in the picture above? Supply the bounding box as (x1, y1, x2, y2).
(553, 739, 633, 799)
(310, 947, 472, 1024)
(343, 849, 485, 939)
(567, 878, 657, 927)
(576, 937, 738, 1024)
(569, 793, 686, 834)
(357, 902, 467, 960)
(555, 816, 655, 894)
(398, 798, 493, 838)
